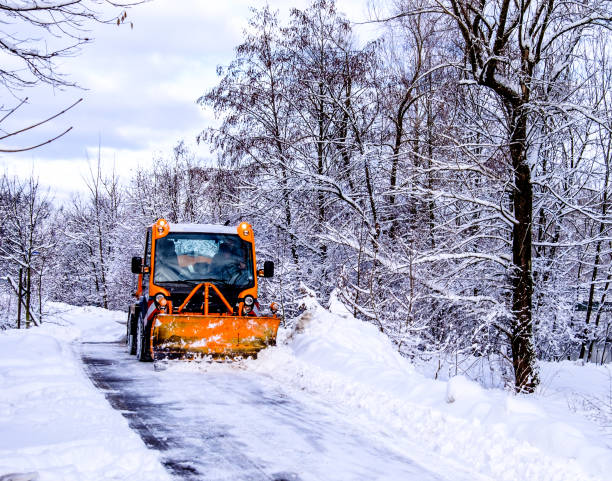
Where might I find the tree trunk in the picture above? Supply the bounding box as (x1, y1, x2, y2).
(509, 107, 539, 392)
(388, 93, 410, 239)
(317, 80, 327, 265)
(17, 268, 23, 329)
(25, 264, 31, 329)
(38, 267, 43, 323)
(583, 154, 609, 361)
(280, 170, 299, 265)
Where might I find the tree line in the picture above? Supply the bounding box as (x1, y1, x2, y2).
(1, 0, 612, 393)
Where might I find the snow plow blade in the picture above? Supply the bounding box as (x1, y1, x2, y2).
(151, 314, 281, 361)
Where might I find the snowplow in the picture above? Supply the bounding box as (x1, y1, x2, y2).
(126, 219, 280, 362)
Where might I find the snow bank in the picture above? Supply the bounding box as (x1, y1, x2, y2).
(249, 291, 612, 481)
(0, 303, 170, 481)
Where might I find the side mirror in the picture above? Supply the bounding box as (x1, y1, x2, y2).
(131, 256, 143, 274)
(263, 260, 274, 278)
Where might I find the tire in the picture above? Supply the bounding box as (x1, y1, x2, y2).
(136, 311, 153, 362)
(126, 312, 137, 355)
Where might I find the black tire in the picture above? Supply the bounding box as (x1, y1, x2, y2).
(136, 311, 153, 362)
(126, 312, 137, 355)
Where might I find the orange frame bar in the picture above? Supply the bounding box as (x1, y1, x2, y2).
(177, 282, 234, 315)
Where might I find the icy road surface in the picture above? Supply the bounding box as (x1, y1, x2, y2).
(80, 341, 481, 481)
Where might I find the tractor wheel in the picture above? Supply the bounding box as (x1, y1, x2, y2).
(126, 312, 137, 355)
(136, 312, 153, 362)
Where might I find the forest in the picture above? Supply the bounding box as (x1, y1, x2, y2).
(1, 0, 611, 393)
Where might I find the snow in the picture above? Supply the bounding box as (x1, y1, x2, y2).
(247, 290, 612, 481)
(445, 375, 485, 403)
(1, 297, 611, 481)
(168, 222, 238, 234)
(0, 303, 170, 481)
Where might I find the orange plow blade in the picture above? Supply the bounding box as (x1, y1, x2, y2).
(151, 314, 281, 361)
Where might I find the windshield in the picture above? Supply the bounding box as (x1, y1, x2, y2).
(153, 233, 254, 288)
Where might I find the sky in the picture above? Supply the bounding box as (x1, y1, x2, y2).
(0, 0, 377, 203)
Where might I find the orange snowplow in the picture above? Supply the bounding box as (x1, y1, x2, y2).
(126, 219, 280, 362)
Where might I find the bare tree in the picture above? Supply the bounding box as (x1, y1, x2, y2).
(0, 175, 55, 326)
(386, 0, 612, 392)
(0, 1, 140, 152)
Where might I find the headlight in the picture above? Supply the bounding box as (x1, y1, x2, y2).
(155, 293, 168, 309)
(242, 295, 254, 315)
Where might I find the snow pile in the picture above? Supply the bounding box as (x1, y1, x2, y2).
(0, 303, 170, 481)
(249, 291, 612, 481)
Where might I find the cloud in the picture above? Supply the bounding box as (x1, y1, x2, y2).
(0, 0, 372, 197)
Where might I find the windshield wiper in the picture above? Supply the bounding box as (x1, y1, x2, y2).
(189, 278, 230, 286)
(157, 279, 202, 285)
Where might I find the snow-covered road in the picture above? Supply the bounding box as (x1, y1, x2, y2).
(80, 341, 467, 481)
(3, 300, 610, 481)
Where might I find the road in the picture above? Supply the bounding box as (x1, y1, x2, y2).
(80, 341, 483, 481)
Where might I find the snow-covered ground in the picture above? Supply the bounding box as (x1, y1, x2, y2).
(1, 297, 611, 480)
(247, 291, 612, 481)
(0, 305, 171, 481)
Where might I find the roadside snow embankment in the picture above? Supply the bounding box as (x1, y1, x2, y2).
(0, 304, 170, 481)
(249, 291, 612, 481)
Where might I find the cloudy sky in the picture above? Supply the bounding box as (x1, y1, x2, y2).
(0, 0, 376, 202)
